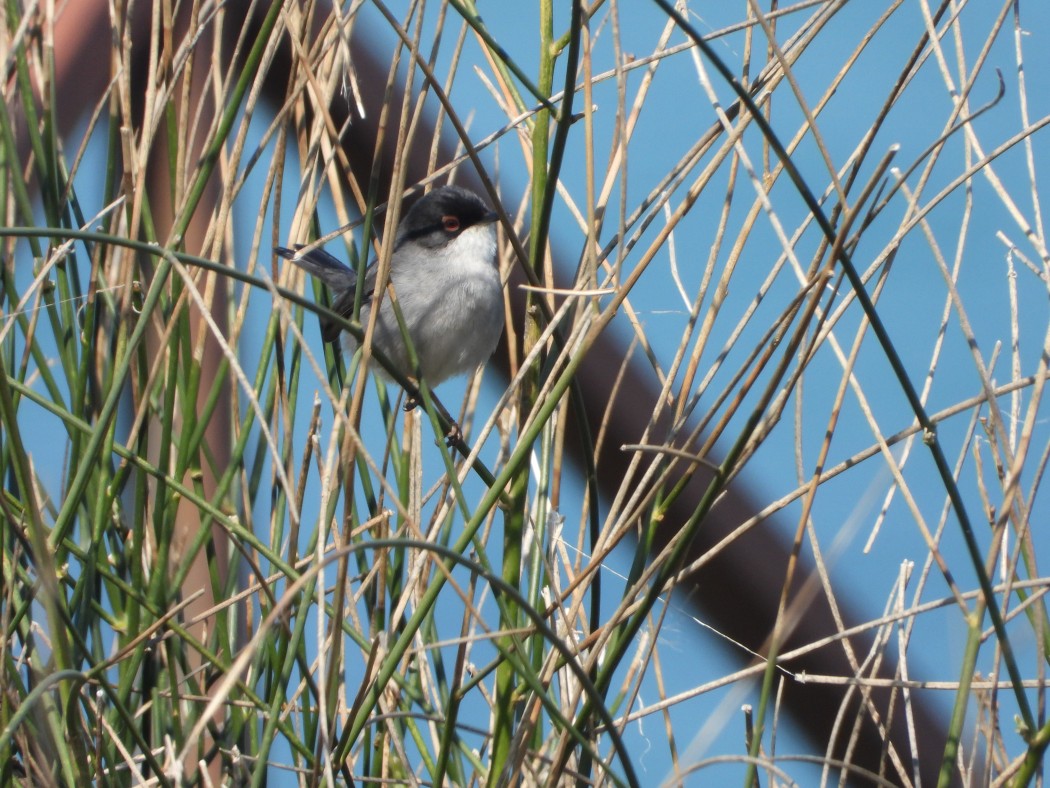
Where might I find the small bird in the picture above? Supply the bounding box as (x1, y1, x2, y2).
(276, 185, 504, 404)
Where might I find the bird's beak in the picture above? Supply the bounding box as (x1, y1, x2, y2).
(481, 210, 499, 225)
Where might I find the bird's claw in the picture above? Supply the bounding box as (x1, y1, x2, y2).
(444, 422, 463, 447)
(403, 394, 460, 447)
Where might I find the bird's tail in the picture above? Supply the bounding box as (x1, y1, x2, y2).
(275, 245, 357, 291)
(276, 244, 360, 342)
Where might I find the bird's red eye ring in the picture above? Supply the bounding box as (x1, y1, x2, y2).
(442, 215, 461, 233)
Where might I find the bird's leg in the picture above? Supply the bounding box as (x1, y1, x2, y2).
(404, 384, 463, 447)
(403, 378, 420, 412)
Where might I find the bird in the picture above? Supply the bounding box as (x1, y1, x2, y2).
(276, 185, 504, 417)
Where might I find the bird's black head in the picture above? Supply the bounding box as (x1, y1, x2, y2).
(395, 185, 498, 250)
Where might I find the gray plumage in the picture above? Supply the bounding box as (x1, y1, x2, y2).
(276, 185, 503, 386)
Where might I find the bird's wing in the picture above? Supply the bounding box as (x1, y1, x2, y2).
(276, 245, 375, 343)
(326, 262, 382, 343)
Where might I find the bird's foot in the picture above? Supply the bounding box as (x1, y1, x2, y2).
(444, 422, 463, 448)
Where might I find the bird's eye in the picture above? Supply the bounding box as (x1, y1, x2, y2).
(442, 216, 461, 233)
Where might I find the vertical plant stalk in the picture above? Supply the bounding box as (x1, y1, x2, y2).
(651, 0, 1034, 746)
(487, 0, 561, 778)
(0, 361, 83, 785)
